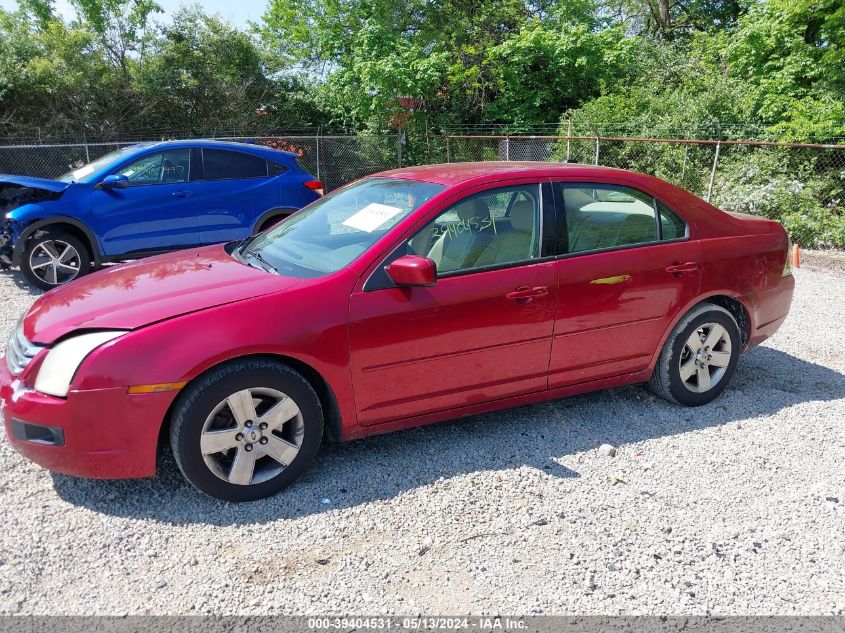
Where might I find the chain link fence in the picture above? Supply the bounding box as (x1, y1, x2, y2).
(446, 135, 845, 248)
(0, 134, 402, 193)
(1, 131, 843, 247)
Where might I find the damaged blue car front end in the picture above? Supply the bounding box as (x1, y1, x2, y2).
(0, 176, 70, 268)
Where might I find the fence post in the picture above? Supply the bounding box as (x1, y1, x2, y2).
(505, 136, 510, 161)
(445, 135, 451, 163)
(594, 136, 600, 166)
(566, 117, 572, 160)
(397, 132, 403, 168)
(83, 132, 90, 163)
(706, 141, 721, 202)
(315, 130, 321, 182)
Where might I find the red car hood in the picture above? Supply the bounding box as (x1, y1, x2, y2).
(24, 244, 297, 344)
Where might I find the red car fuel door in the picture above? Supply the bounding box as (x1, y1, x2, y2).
(348, 181, 558, 426)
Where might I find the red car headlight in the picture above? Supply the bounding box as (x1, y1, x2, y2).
(34, 331, 127, 397)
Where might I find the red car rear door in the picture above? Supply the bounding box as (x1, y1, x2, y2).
(548, 181, 702, 388)
(348, 180, 558, 426)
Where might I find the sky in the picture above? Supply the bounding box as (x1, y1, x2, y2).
(0, 0, 269, 27)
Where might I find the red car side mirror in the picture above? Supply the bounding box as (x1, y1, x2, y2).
(385, 255, 437, 287)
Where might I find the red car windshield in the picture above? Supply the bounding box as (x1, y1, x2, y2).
(240, 177, 445, 277)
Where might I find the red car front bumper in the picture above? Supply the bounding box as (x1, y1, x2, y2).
(0, 358, 174, 479)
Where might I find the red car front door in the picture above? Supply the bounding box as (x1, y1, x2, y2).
(348, 181, 558, 426)
(548, 182, 702, 388)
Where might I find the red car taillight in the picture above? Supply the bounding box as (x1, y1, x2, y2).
(304, 180, 324, 197)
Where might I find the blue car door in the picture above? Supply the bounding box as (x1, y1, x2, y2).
(90, 148, 201, 256)
(189, 148, 280, 244)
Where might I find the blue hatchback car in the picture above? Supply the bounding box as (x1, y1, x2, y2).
(0, 140, 322, 289)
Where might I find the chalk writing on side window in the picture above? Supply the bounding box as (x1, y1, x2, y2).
(431, 214, 499, 239)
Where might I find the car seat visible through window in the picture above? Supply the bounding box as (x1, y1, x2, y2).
(162, 156, 188, 183)
(473, 199, 537, 266)
(426, 198, 495, 272)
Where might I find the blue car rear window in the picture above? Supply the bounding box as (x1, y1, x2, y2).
(200, 149, 269, 180)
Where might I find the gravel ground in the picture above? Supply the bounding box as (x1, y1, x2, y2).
(0, 266, 843, 616)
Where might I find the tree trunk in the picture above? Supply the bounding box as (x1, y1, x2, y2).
(658, 0, 672, 34)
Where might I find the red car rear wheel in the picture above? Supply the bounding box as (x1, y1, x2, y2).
(649, 303, 741, 406)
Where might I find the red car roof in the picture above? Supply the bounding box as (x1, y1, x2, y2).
(377, 161, 627, 186)
(376, 161, 779, 241)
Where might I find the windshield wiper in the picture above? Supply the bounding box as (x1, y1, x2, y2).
(233, 243, 277, 275)
(248, 251, 278, 275)
(235, 235, 256, 255)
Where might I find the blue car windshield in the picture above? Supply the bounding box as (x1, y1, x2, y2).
(240, 178, 445, 278)
(58, 145, 145, 183)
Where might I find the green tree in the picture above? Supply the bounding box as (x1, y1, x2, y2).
(0, 7, 132, 138)
(18, 0, 162, 76)
(485, 23, 630, 127)
(0, 0, 317, 138)
(261, 0, 611, 131)
(727, 0, 845, 140)
(134, 8, 271, 132)
(600, 0, 751, 39)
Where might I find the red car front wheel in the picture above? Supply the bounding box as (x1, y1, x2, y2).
(169, 359, 324, 502)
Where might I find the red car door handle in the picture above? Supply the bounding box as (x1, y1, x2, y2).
(172, 190, 193, 198)
(506, 286, 549, 303)
(665, 262, 700, 274)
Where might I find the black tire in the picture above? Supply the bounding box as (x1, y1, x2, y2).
(22, 229, 91, 290)
(170, 359, 323, 502)
(649, 303, 741, 406)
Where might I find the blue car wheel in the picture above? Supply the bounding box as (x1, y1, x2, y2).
(22, 229, 91, 290)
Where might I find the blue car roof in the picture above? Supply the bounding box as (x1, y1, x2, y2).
(1, 140, 303, 190)
(138, 139, 299, 159)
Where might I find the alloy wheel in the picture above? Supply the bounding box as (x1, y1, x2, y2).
(678, 322, 733, 393)
(28, 240, 82, 285)
(200, 388, 304, 486)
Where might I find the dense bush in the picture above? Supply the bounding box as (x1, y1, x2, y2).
(712, 150, 845, 249)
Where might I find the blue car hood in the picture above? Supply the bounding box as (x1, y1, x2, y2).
(0, 174, 70, 193)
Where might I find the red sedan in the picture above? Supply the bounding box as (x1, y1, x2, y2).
(1, 162, 794, 501)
